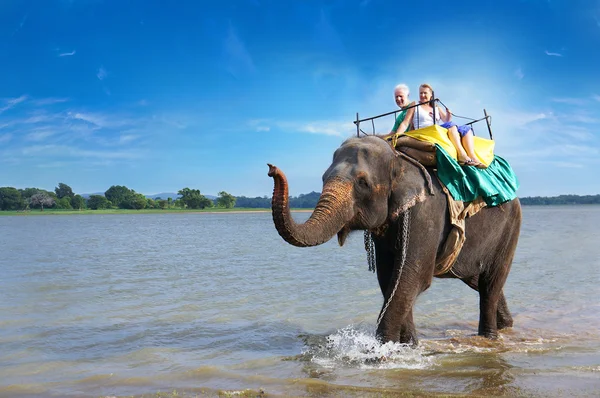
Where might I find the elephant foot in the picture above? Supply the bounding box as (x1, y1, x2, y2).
(497, 317, 513, 330)
(497, 309, 513, 330)
(478, 327, 499, 340)
(376, 330, 419, 347)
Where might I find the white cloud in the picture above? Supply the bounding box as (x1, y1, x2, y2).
(592, 94, 600, 102)
(32, 97, 69, 106)
(59, 50, 76, 57)
(97, 66, 108, 80)
(67, 111, 133, 129)
(551, 97, 586, 105)
(24, 113, 62, 125)
(26, 129, 57, 142)
(224, 23, 255, 78)
(545, 50, 563, 57)
(119, 134, 139, 144)
(69, 112, 106, 128)
(510, 111, 549, 127)
(0, 95, 28, 113)
(157, 115, 187, 129)
(515, 67, 524, 80)
(251, 118, 354, 136)
(549, 160, 585, 168)
(567, 114, 599, 124)
(300, 124, 342, 136)
(0, 133, 12, 144)
(296, 120, 355, 136)
(12, 14, 27, 36)
(21, 144, 142, 160)
(559, 126, 595, 141)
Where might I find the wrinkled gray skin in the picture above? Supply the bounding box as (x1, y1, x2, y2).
(268, 136, 521, 346)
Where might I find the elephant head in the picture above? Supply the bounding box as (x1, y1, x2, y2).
(268, 136, 433, 247)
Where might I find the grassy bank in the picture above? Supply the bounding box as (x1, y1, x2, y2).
(0, 208, 312, 216)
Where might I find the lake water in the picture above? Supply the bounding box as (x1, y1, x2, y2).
(1, 206, 599, 397)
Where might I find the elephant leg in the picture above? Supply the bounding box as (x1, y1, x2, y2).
(376, 298, 418, 346)
(374, 238, 394, 296)
(495, 292, 513, 330)
(476, 263, 513, 339)
(460, 276, 513, 331)
(398, 310, 418, 346)
(375, 266, 421, 346)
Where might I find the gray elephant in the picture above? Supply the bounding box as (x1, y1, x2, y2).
(268, 135, 521, 346)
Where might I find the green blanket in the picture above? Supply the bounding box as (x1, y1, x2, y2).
(435, 144, 519, 207)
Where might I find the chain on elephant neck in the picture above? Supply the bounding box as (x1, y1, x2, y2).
(376, 209, 410, 329)
(364, 231, 376, 272)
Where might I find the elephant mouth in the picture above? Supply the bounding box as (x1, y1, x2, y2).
(337, 225, 351, 246)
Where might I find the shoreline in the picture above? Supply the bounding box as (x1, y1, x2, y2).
(0, 208, 314, 216)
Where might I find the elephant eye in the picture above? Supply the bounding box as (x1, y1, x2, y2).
(358, 176, 370, 189)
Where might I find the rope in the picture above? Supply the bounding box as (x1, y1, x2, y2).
(436, 99, 476, 121)
(396, 151, 434, 196)
(376, 209, 410, 329)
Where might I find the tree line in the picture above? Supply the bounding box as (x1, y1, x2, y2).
(0, 183, 237, 211)
(0, 183, 322, 211)
(519, 194, 600, 205)
(5, 182, 594, 212)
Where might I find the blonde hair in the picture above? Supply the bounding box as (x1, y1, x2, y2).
(419, 83, 434, 94)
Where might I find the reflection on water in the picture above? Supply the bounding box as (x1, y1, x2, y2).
(0, 206, 600, 397)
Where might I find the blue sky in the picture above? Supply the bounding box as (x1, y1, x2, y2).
(1, 0, 599, 197)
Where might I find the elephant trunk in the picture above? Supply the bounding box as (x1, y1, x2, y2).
(268, 164, 354, 247)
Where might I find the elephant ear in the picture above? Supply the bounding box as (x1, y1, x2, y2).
(388, 152, 435, 221)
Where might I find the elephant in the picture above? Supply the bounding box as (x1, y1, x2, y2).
(268, 135, 521, 346)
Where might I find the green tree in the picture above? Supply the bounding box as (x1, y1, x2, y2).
(178, 187, 213, 209)
(55, 183, 74, 199)
(28, 193, 55, 211)
(20, 188, 56, 202)
(20, 187, 42, 201)
(146, 198, 156, 209)
(0, 187, 24, 210)
(167, 197, 172, 209)
(158, 199, 168, 209)
(105, 185, 134, 208)
(127, 193, 147, 209)
(217, 191, 236, 208)
(56, 197, 73, 209)
(199, 196, 213, 209)
(71, 195, 86, 210)
(87, 195, 110, 210)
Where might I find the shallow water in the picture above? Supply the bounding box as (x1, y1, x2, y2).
(1, 206, 599, 397)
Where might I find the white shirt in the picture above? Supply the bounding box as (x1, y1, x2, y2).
(412, 105, 443, 129)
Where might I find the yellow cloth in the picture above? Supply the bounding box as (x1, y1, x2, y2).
(400, 125, 495, 166)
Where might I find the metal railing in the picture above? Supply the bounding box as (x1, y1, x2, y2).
(353, 99, 493, 140)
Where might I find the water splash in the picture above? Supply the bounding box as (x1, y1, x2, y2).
(301, 325, 434, 370)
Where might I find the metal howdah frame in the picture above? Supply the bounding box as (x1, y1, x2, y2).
(353, 98, 493, 140)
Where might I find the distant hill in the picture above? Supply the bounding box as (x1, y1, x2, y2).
(80, 192, 104, 199)
(146, 192, 180, 200)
